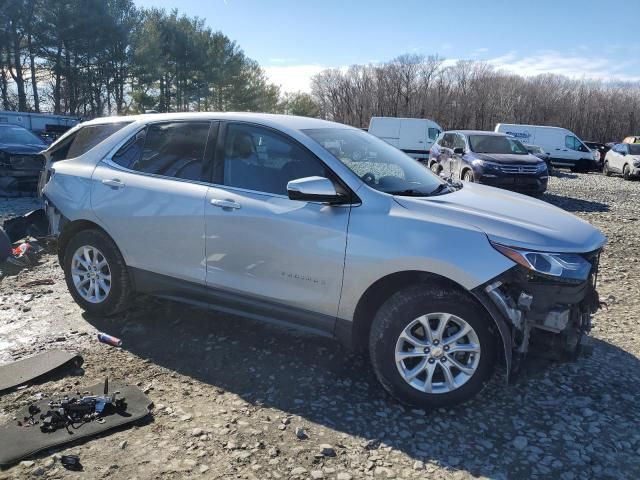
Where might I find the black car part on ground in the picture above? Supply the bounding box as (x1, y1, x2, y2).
(475, 250, 601, 376)
(0, 382, 152, 466)
(2, 208, 49, 242)
(0, 350, 83, 393)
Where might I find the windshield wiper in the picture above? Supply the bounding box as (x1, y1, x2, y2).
(428, 183, 452, 196)
(386, 188, 430, 197)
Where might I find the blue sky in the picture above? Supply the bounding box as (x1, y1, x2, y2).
(136, 0, 640, 92)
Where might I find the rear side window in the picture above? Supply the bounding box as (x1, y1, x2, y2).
(50, 122, 131, 162)
(112, 122, 211, 181)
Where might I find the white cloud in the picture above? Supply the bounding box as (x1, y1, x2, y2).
(485, 50, 640, 82)
(264, 64, 327, 93)
(266, 50, 640, 94)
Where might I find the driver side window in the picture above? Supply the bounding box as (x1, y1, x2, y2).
(221, 123, 329, 196)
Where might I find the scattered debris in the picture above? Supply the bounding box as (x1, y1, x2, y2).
(60, 455, 82, 471)
(38, 378, 125, 433)
(97, 332, 123, 347)
(0, 382, 153, 466)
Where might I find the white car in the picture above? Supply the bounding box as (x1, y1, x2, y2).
(603, 143, 640, 180)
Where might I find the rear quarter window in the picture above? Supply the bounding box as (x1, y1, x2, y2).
(49, 122, 132, 162)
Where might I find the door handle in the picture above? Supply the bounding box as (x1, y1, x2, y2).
(101, 179, 125, 189)
(210, 198, 241, 210)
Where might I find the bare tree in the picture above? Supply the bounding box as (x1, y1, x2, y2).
(311, 55, 640, 142)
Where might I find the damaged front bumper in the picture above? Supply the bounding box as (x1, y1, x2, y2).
(473, 250, 602, 380)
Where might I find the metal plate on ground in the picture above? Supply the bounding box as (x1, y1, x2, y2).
(0, 350, 83, 393)
(0, 383, 152, 466)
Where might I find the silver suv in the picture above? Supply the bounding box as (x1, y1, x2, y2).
(41, 113, 606, 407)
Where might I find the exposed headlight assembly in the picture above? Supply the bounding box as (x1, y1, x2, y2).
(491, 242, 592, 282)
(537, 162, 548, 171)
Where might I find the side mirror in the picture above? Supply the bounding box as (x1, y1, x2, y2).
(287, 176, 345, 204)
(453, 147, 465, 155)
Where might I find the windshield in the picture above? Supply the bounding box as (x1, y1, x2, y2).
(469, 135, 528, 154)
(0, 126, 45, 145)
(629, 144, 640, 155)
(303, 128, 446, 196)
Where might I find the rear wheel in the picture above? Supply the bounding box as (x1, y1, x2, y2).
(63, 229, 132, 316)
(623, 164, 631, 180)
(603, 161, 611, 177)
(369, 285, 496, 408)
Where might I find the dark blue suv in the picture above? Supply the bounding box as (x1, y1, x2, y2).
(429, 130, 548, 195)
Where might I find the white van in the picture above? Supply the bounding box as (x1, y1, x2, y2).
(369, 117, 442, 162)
(495, 124, 596, 170)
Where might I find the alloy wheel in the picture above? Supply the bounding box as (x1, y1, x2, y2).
(71, 245, 112, 303)
(395, 312, 481, 394)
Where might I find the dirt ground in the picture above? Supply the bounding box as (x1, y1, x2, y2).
(0, 172, 639, 479)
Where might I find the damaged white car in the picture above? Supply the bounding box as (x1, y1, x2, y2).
(40, 113, 606, 407)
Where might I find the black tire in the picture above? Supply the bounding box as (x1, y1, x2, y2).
(623, 164, 631, 181)
(430, 162, 441, 175)
(63, 229, 132, 316)
(369, 284, 496, 408)
(462, 169, 474, 182)
(603, 161, 611, 177)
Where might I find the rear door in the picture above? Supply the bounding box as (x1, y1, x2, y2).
(203, 122, 350, 332)
(91, 121, 215, 284)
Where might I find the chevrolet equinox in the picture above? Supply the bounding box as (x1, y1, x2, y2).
(41, 113, 606, 407)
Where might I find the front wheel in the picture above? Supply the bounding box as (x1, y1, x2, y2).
(603, 161, 611, 176)
(430, 162, 441, 175)
(623, 164, 631, 180)
(462, 169, 474, 182)
(63, 229, 132, 316)
(369, 285, 496, 408)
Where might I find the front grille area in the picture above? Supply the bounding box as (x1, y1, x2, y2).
(498, 164, 538, 174)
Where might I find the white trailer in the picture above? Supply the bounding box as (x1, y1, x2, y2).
(495, 123, 596, 170)
(0, 111, 79, 138)
(369, 117, 442, 162)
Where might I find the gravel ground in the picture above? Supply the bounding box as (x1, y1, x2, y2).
(0, 172, 639, 479)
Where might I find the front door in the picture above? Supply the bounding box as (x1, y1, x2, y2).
(203, 122, 350, 333)
(92, 121, 215, 284)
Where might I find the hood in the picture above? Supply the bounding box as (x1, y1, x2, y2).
(473, 152, 541, 165)
(394, 182, 606, 253)
(0, 143, 46, 154)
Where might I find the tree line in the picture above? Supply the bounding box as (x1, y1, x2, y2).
(0, 0, 317, 117)
(311, 54, 640, 142)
